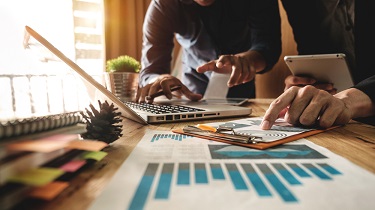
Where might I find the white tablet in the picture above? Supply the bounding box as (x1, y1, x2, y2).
(284, 53, 354, 92)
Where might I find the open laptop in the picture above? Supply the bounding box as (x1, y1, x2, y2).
(24, 26, 251, 125)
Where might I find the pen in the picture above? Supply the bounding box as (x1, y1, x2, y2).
(146, 85, 182, 101)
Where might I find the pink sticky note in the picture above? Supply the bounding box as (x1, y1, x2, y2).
(40, 134, 79, 142)
(60, 160, 86, 172)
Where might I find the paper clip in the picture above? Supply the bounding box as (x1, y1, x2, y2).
(183, 125, 263, 144)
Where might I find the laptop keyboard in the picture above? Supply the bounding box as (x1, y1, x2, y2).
(125, 101, 205, 114)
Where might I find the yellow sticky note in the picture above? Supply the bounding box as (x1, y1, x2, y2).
(8, 167, 64, 186)
(81, 151, 107, 161)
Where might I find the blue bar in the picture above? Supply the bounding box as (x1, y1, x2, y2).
(257, 164, 297, 202)
(151, 134, 157, 142)
(155, 163, 174, 199)
(302, 163, 332, 180)
(168, 134, 171, 138)
(241, 163, 272, 197)
(287, 163, 311, 178)
(155, 134, 160, 141)
(225, 163, 248, 190)
(318, 163, 342, 175)
(129, 163, 159, 210)
(177, 163, 190, 185)
(194, 163, 208, 184)
(179, 135, 182, 141)
(210, 163, 225, 180)
(272, 163, 301, 185)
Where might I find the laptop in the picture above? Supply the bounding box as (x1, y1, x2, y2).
(24, 26, 251, 125)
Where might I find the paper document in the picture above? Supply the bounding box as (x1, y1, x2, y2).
(90, 125, 375, 210)
(204, 72, 230, 99)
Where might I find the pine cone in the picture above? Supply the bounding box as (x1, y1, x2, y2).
(80, 100, 123, 144)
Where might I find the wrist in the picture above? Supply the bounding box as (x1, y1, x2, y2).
(335, 88, 375, 119)
(237, 50, 266, 73)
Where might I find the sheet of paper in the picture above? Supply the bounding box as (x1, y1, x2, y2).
(89, 119, 375, 210)
(204, 72, 230, 99)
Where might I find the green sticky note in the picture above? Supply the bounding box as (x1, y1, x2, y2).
(8, 167, 64, 186)
(81, 151, 107, 161)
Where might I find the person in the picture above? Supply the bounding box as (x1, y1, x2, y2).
(261, 0, 375, 129)
(136, 0, 281, 103)
(281, 0, 357, 92)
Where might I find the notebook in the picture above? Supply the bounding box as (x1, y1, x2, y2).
(24, 26, 251, 125)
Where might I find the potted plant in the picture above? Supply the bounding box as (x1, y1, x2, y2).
(104, 55, 141, 101)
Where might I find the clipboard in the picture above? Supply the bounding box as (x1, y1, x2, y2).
(172, 125, 339, 150)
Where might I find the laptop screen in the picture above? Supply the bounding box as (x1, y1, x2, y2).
(24, 26, 148, 125)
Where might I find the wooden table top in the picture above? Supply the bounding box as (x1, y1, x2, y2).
(29, 99, 375, 210)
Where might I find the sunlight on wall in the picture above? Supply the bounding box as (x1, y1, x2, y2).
(0, 0, 104, 122)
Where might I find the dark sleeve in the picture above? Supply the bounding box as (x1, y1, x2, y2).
(249, 0, 281, 73)
(139, 0, 177, 87)
(353, 75, 375, 102)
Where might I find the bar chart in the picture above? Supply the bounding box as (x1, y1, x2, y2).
(150, 134, 192, 142)
(90, 130, 375, 210)
(128, 161, 342, 209)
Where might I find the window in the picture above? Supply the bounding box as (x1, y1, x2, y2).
(0, 0, 104, 121)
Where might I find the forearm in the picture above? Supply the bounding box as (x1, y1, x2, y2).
(335, 88, 375, 119)
(248, 0, 281, 73)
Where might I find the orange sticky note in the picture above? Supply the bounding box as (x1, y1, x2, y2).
(29, 181, 69, 200)
(6, 140, 68, 153)
(66, 140, 108, 151)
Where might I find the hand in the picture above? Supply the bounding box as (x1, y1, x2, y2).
(196, 50, 266, 87)
(284, 75, 337, 94)
(261, 85, 352, 130)
(135, 74, 202, 103)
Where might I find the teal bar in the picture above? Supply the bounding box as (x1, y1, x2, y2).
(129, 163, 159, 210)
(194, 163, 208, 184)
(272, 163, 301, 185)
(155, 163, 174, 199)
(210, 163, 225, 180)
(241, 163, 272, 196)
(177, 163, 190, 185)
(225, 163, 248, 190)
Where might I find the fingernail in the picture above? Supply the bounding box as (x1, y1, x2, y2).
(260, 120, 271, 130)
(216, 62, 223, 68)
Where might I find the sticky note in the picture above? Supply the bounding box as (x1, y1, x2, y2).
(6, 140, 68, 153)
(40, 134, 79, 142)
(8, 167, 64, 186)
(29, 181, 69, 200)
(81, 151, 107, 161)
(60, 160, 86, 172)
(66, 140, 108, 151)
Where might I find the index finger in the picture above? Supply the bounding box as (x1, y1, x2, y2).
(196, 60, 217, 73)
(180, 85, 203, 101)
(261, 87, 299, 130)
